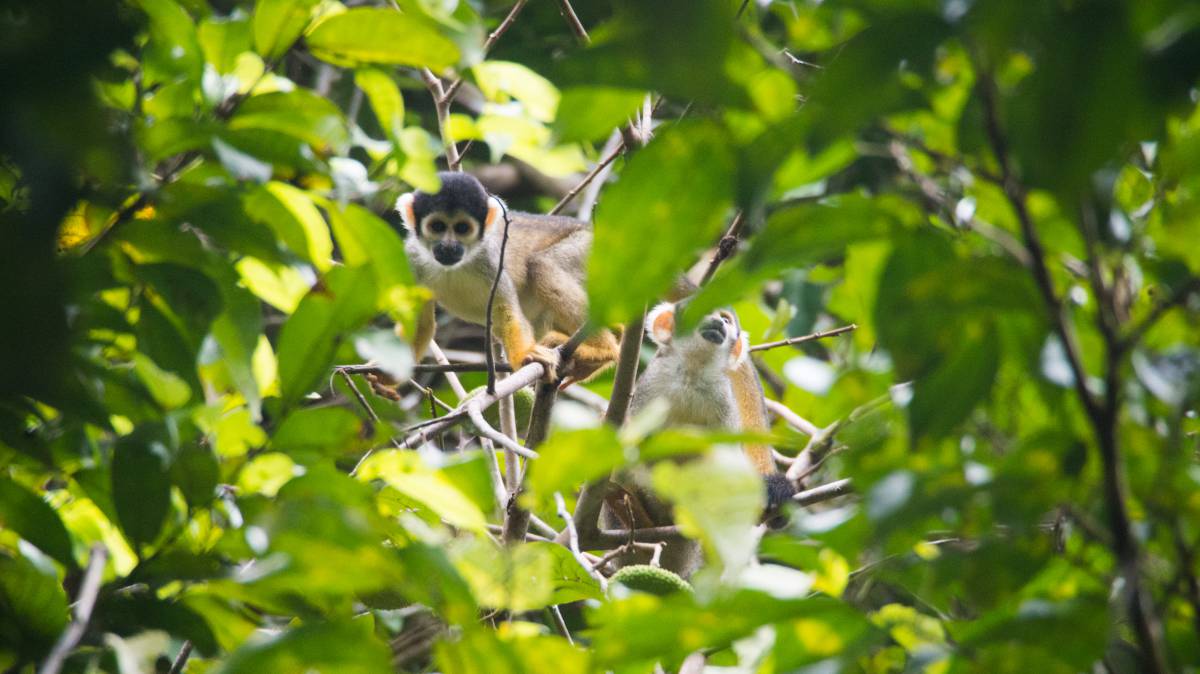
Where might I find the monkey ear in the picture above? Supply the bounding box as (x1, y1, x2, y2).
(484, 195, 506, 229)
(728, 332, 750, 371)
(645, 303, 676, 346)
(395, 193, 416, 231)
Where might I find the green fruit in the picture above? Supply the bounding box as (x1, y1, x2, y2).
(611, 564, 693, 596)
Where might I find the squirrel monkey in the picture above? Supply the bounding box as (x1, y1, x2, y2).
(395, 172, 620, 382)
(602, 303, 795, 575)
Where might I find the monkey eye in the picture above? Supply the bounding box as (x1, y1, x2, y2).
(453, 221, 473, 237)
(427, 219, 447, 235)
(718, 312, 733, 324)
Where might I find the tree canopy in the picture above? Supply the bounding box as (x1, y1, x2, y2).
(1, 0, 1199, 672)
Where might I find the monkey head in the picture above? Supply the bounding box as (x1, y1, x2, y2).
(645, 302, 749, 373)
(395, 172, 504, 267)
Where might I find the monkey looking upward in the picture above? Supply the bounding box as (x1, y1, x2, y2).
(395, 172, 619, 382)
(601, 303, 795, 575)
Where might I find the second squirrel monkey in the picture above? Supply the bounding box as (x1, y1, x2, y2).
(395, 172, 619, 382)
(602, 303, 795, 575)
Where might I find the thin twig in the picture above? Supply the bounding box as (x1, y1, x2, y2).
(764, 399, 819, 437)
(443, 0, 529, 103)
(428, 341, 470, 400)
(549, 141, 624, 215)
(750, 324, 857, 352)
(167, 641, 192, 674)
(421, 69, 461, 171)
(792, 478, 853, 506)
(400, 361, 545, 447)
(338, 362, 513, 375)
(484, 202, 513, 394)
(467, 403, 539, 460)
(547, 605, 574, 644)
(40, 545, 108, 674)
(554, 0, 591, 44)
(699, 211, 747, 286)
(576, 131, 622, 220)
(556, 492, 608, 592)
(339, 370, 403, 450)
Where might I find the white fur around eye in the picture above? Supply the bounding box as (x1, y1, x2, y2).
(646, 303, 676, 346)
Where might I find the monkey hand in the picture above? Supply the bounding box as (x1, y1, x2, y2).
(521, 344, 560, 381)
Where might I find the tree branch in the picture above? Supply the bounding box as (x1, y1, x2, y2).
(556, 492, 608, 592)
(484, 201, 513, 394)
(750, 324, 857, 352)
(549, 141, 624, 215)
(699, 211, 747, 285)
(40, 544, 107, 674)
(554, 0, 591, 44)
(978, 69, 1170, 674)
(792, 478, 853, 506)
(421, 69, 461, 171)
(443, 0, 529, 103)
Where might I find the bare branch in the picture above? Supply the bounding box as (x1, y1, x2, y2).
(339, 370, 403, 450)
(750, 324, 857, 352)
(400, 361, 545, 447)
(443, 0, 529, 103)
(421, 69, 461, 171)
(428, 341, 470, 400)
(978, 68, 1169, 674)
(167, 641, 192, 674)
(40, 545, 107, 674)
(554, 0, 591, 44)
(792, 478, 853, 506)
(467, 403, 539, 460)
(556, 492, 608, 593)
(764, 399, 819, 437)
(549, 141, 624, 215)
(699, 211, 747, 286)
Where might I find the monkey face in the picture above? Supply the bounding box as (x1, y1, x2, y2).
(395, 172, 503, 268)
(647, 303, 748, 371)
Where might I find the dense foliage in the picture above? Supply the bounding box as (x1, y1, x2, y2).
(2, 0, 1199, 672)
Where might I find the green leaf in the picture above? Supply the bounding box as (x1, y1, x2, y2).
(524, 427, 623, 510)
(474, 61, 560, 123)
(132, 352, 191, 409)
(355, 68, 405, 143)
(553, 0, 747, 107)
(588, 120, 735, 325)
(209, 282, 264, 419)
(305, 8, 460, 70)
(436, 628, 589, 674)
(198, 13, 252, 74)
(243, 181, 334, 270)
(271, 406, 366, 459)
(325, 202, 414, 291)
(217, 620, 391, 674)
(253, 0, 321, 60)
(651, 449, 764, 573)
(230, 90, 350, 155)
(357, 450, 488, 534)
(553, 86, 646, 143)
(276, 265, 378, 410)
(679, 195, 896, 330)
(137, 0, 204, 85)
(451, 539, 555, 612)
(908, 325, 1001, 440)
(0, 553, 69, 661)
(170, 442, 219, 508)
(99, 594, 220, 657)
(112, 435, 172, 549)
(0, 480, 76, 569)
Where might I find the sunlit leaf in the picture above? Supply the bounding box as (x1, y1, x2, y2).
(0, 480, 76, 569)
(253, 0, 321, 60)
(306, 8, 460, 69)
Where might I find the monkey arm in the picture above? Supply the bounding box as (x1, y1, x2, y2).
(729, 359, 777, 476)
(491, 281, 558, 378)
(409, 299, 437, 362)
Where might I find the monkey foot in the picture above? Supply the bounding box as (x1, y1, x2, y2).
(521, 344, 560, 381)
